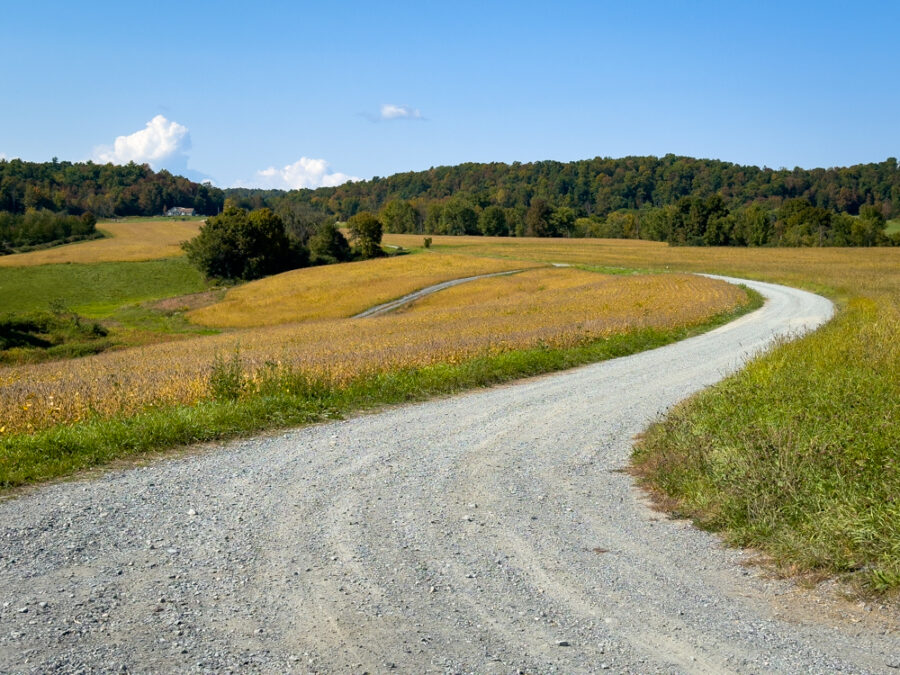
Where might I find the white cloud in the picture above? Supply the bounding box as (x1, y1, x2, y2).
(94, 115, 191, 168)
(0, 153, 6, 160)
(380, 103, 423, 121)
(251, 157, 360, 190)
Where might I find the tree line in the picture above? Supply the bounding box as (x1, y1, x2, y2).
(3, 155, 898, 252)
(579, 196, 894, 247)
(227, 155, 900, 246)
(0, 158, 225, 251)
(0, 210, 100, 254)
(0, 158, 224, 218)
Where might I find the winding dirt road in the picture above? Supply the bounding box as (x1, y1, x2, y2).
(352, 270, 523, 318)
(1, 276, 897, 673)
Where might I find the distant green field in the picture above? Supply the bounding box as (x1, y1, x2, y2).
(0, 258, 207, 317)
(886, 219, 900, 235)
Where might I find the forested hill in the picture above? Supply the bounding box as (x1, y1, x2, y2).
(3, 155, 898, 248)
(226, 155, 899, 247)
(0, 158, 225, 218)
(227, 155, 898, 218)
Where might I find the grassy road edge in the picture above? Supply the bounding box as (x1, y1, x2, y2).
(631, 295, 899, 594)
(0, 287, 762, 493)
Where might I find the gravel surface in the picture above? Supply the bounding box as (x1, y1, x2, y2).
(1, 276, 898, 674)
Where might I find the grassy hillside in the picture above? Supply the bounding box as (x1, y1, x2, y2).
(0, 258, 753, 488)
(0, 218, 201, 266)
(189, 252, 541, 327)
(0, 258, 206, 316)
(0, 258, 211, 364)
(0, 267, 745, 436)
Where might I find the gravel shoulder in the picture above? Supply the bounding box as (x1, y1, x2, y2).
(1, 276, 897, 674)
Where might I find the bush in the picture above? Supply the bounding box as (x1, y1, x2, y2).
(0, 310, 109, 363)
(208, 349, 245, 401)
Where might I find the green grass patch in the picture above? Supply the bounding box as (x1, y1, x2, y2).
(105, 303, 220, 337)
(0, 258, 207, 317)
(633, 298, 900, 593)
(573, 263, 651, 275)
(886, 218, 900, 236)
(0, 310, 111, 365)
(0, 288, 760, 491)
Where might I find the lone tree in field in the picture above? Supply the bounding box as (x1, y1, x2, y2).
(346, 211, 385, 259)
(182, 202, 305, 280)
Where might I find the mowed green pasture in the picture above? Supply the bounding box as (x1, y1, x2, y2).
(0, 258, 206, 317)
(886, 218, 900, 235)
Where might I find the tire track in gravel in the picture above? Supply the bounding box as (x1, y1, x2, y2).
(1, 275, 898, 674)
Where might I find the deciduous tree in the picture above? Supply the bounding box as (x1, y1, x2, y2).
(347, 211, 384, 259)
(182, 203, 304, 280)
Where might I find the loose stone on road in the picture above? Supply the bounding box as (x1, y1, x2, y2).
(1, 276, 897, 673)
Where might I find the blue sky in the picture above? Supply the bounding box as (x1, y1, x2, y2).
(2, 1, 898, 188)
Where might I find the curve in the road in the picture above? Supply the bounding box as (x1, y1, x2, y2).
(352, 269, 524, 318)
(3, 276, 899, 674)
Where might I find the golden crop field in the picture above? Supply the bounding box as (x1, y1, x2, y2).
(0, 269, 746, 434)
(382, 234, 900, 304)
(0, 219, 202, 266)
(188, 252, 543, 327)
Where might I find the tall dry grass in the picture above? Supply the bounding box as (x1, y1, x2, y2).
(0, 269, 745, 434)
(187, 253, 541, 327)
(0, 219, 201, 266)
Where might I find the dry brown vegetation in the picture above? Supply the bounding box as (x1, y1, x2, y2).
(382, 234, 900, 302)
(188, 253, 541, 327)
(0, 219, 202, 266)
(0, 268, 746, 435)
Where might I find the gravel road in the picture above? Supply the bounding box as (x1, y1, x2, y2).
(352, 270, 522, 318)
(1, 276, 897, 674)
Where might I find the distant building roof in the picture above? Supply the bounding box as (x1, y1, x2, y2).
(166, 207, 195, 216)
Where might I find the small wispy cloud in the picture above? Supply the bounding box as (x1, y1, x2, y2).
(380, 104, 423, 120)
(247, 157, 361, 190)
(362, 103, 426, 123)
(94, 115, 191, 169)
